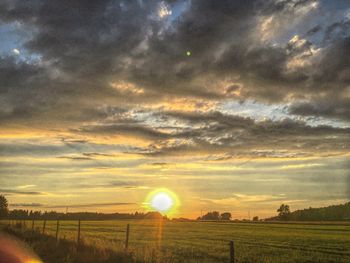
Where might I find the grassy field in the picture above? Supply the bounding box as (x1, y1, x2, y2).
(1, 220, 350, 263)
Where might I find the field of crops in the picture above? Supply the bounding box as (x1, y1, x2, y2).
(1, 220, 350, 263)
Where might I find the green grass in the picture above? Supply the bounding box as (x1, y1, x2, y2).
(1, 220, 350, 263)
(1, 226, 136, 263)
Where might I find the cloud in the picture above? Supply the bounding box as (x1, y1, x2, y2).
(0, 108, 348, 161)
(72, 181, 144, 190)
(17, 185, 36, 189)
(10, 203, 43, 207)
(82, 152, 117, 157)
(9, 202, 136, 209)
(0, 189, 45, 195)
(46, 202, 136, 209)
(4, 109, 344, 159)
(203, 193, 290, 206)
(288, 96, 350, 122)
(149, 162, 174, 167)
(127, 111, 350, 157)
(57, 156, 94, 161)
(0, 139, 129, 157)
(78, 123, 173, 141)
(0, 0, 348, 126)
(12, 48, 20, 55)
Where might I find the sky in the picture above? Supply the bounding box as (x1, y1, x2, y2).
(0, 0, 349, 219)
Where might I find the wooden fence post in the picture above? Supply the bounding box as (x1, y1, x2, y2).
(77, 220, 81, 245)
(125, 224, 130, 250)
(55, 220, 60, 241)
(31, 219, 35, 232)
(42, 220, 46, 234)
(229, 240, 235, 263)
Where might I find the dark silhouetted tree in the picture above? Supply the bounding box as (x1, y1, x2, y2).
(277, 204, 291, 220)
(252, 216, 259, 221)
(271, 202, 350, 221)
(200, 211, 220, 220)
(221, 212, 232, 220)
(0, 195, 9, 218)
(212, 211, 220, 220)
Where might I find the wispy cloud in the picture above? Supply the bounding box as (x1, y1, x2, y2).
(10, 203, 43, 207)
(0, 189, 45, 195)
(16, 184, 36, 189)
(46, 202, 136, 209)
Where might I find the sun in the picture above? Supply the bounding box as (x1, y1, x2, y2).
(151, 192, 173, 212)
(144, 188, 180, 215)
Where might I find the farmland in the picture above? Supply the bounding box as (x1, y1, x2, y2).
(1, 220, 350, 263)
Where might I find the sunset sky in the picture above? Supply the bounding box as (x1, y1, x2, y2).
(0, 0, 349, 218)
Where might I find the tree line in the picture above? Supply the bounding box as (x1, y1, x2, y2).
(270, 202, 350, 221)
(0, 195, 166, 220)
(196, 211, 259, 221)
(197, 211, 232, 221)
(1, 195, 349, 221)
(6, 209, 167, 220)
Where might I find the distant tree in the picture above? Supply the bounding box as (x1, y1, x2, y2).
(201, 211, 220, 220)
(212, 211, 220, 220)
(33, 211, 42, 219)
(277, 204, 291, 220)
(220, 212, 232, 220)
(274, 202, 350, 221)
(0, 195, 9, 218)
(252, 216, 259, 221)
(9, 209, 28, 219)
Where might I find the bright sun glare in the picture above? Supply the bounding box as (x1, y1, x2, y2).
(144, 188, 179, 215)
(151, 192, 173, 212)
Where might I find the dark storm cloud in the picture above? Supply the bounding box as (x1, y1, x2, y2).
(324, 20, 350, 43)
(0, 0, 159, 124)
(131, 0, 349, 120)
(0, 56, 50, 123)
(288, 97, 350, 122)
(306, 25, 322, 36)
(122, 0, 262, 95)
(287, 34, 350, 122)
(119, 0, 350, 112)
(0, 0, 348, 123)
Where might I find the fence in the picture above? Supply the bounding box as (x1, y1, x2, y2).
(5, 219, 236, 262)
